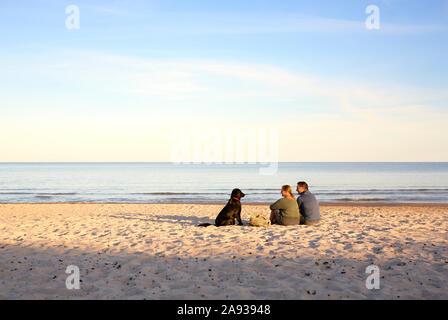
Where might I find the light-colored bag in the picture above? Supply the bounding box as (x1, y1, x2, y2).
(249, 213, 271, 227)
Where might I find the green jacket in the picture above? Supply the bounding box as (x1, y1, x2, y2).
(270, 198, 301, 219)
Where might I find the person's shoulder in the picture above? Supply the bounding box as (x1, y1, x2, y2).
(290, 198, 299, 207)
(307, 191, 319, 202)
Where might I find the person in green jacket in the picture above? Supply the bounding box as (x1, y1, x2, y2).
(270, 185, 302, 226)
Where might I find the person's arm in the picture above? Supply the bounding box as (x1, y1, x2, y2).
(297, 197, 303, 214)
(270, 199, 283, 210)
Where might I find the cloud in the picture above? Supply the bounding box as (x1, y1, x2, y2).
(32, 51, 447, 109)
(53, 1, 448, 36)
(1, 50, 447, 161)
(79, 9, 447, 35)
(83, 2, 147, 18)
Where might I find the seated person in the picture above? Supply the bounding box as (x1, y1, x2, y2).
(296, 181, 321, 225)
(270, 185, 302, 226)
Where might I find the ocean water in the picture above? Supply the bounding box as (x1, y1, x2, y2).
(0, 162, 447, 204)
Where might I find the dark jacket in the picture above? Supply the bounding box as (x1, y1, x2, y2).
(297, 190, 320, 223)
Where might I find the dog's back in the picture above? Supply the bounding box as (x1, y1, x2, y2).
(215, 199, 240, 226)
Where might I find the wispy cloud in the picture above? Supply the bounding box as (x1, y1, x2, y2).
(17, 50, 448, 110)
(78, 9, 447, 35)
(2, 50, 447, 161)
(2, 49, 445, 128)
(83, 2, 147, 18)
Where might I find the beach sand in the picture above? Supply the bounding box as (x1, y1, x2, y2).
(0, 203, 447, 300)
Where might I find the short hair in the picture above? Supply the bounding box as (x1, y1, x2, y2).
(297, 181, 309, 190)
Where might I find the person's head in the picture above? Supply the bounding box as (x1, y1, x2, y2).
(281, 185, 295, 198)
(296, 181, 309, 194)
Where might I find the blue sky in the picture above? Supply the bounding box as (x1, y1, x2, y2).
(0, 0, 447, 161)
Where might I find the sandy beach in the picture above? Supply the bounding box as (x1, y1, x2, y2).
(0, 203, 447, 300)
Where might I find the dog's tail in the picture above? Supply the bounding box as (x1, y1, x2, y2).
(197, 223, 214, 227)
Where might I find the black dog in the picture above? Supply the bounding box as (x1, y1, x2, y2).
(198, 189, 245, 227)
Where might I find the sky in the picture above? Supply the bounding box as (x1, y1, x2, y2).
(0, 0, 447, 162)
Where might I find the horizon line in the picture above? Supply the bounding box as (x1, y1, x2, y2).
(1, 161, 447, 164)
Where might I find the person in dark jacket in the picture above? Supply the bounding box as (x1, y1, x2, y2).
(296, 181, 321, 225)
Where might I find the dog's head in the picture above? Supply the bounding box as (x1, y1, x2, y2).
(231, 188, 245, 200)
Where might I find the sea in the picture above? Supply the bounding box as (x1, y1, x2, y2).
(0, 162, 447, 204)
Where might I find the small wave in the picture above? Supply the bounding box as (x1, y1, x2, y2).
(332, 188, 448, 192)
(0, 192, 77, 195)
(104, 198, 136, 202)
(0, 192, 35, 195)
(412, 188, 448, 192)
(132, 192, 227, 195)
(335, 198, 389, 202)
(44, 193, 77, 195)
